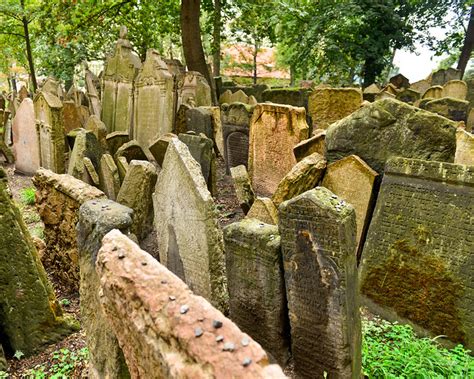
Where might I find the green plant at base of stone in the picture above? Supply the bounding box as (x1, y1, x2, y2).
(20, 187, 36, 206)
(362, 318, 474, 378)
(25, 347, 89, 378)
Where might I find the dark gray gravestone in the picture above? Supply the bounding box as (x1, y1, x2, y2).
(185, 107, 213, 140)
(223, 124, 249, 174)
(279, 187, 361, 379)
(360, 157, 474, 350)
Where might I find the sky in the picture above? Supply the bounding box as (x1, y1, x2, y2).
(393, 47, 447, 83)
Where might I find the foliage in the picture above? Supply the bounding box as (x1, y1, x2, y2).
(25, 347, 89, 379)
(13, 350, 24, 360)
(362, 317, 474, 378)
(20, 187, 35, 206)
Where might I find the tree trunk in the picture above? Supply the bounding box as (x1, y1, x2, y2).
(362, 57, 378, 88)
(290, 65, 295, 87)
(20, 0, 37, 92)
(457, 5, 474, 78)
(253, 39, 258, 85)
(212, 0, 221, 77)
(181, 0, 213, 89)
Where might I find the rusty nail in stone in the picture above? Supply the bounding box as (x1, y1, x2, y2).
(180, 304, 189, 314)
(223, 342, 235, 352)
(215, 335, 224, 342)
(212, 320, 223, 329)
(194, 327, 203, 337)
(118, 252, 125, 259)
(169, 296, 176, 301)
(141, 261, 147, 266)
(242, 357, 252, 367)
(241, 337, 250, 347)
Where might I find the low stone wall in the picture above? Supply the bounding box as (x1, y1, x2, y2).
(97, 229, 287, 379)
(33, 168, 106, 291)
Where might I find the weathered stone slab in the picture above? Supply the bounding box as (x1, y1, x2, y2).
(272, 152, 326, 206)
(106, 131, 129, 156)
(410, 79, 431, 95)
(185, 107, 213, 139)
(115, 139, 148, 163)
(443, 80, 468, 100)
(77, 198, 133, 378)
(99, 154, 121, 200)
(33, 168, 106, 290)
(363, 84, 380, 102)
(359, 157, 474, 349)
(308, 88, 362, 130)
(224, 219, 290, 365)
(389, 73, 410, 89)
(279, 187, 361, 378)
(374, 90, 396, 101)
(67, 129, 102, 181)
(148, 132, 177, 167)
(86, 115, 108, 152)
(326, 98, 458, 173)
(1, 168, 77, 355)
(178, 71, 212, 107)
(262, 88, 311, 110)
(178, 133, 216, 196)
(63, 100, 82, 133)
(249, 103, 309, 196)
(97, 229, 286, 378)
(85, 68, 101, 116)
(396, 88, 421, 104)
(116, 156, 129, 183)
(422, 85, 443, 99)
(83, 157, 100, 186)
(174, 103, 192, 136)
(431, 67, 461, 86)
(230, 165, 255, 214)
(293, 130, 326, 162)
(422, 97, 469, 122)
(246, 197, 278, 225)
(153, 139, 227, 311)
(133, 49, 174, 147)
(117, 160, 157, 241)
(12, 98, 40, 174)
(455, 129, 474, 165)
(321, 155, 378, 254)
(201, 106, 224, 156)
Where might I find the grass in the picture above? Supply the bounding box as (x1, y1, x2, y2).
(362, 317, 474, 378)
(20, 187, 36, 206)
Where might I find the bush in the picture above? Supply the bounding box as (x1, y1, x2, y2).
(20, 187, 36, 206)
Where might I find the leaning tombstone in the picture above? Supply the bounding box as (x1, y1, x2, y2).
(245, 197, 278, 225)
(410, 79, 431, 95)
(178, 71, 212, 107)
(230, 164, 255, 214)
(224, 219, 290, 365)
(148, 132, 177, 167)
(174, 103, 192, 136)
(85, 115, 108, 152)
(279, 187, 361, 378)
(153, 139, 227, 311)
(12, 98, 40, 174)
(67, 129, 102, 181)
(115, 139, 148, 163)
(431, 67, 461, 86)
(83, 157, 100, 186)
(359, 157, 474, 350)
(116, 156, 129, 183)
(1, 167, 78, 355)
(185, 107, 213, 139)
(293, 130, 326, 162)
(389, 73, 410, 89)
(62, 100, 82, 133)
(201, 105, 224, 156)
(99, 154, 121, 200)
(362, 83, 380, 102)
(421, 97, 469, 123)
(454, 129, 474, 165)
(106, 131, 129, 156)
(396, 88, 421, 104)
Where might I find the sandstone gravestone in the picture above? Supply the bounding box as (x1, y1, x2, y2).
(272, 152, 326, 206)
(12, 98, 40, 174)
(396, 88, 421, 104)
(62, 100, 82, 133)
(83, 157, 100, 186)
(133, 49, 174, 147)
(153, 139, 227, 311)
(41, 77, 61, 97)
(279, 187, 361, 378)
(443, 80, 468, 100)
(431, 67, 461, 86)
(455, 129, 474, 165)
(249, 103, 309, 196)
(174, 103, 192, 136)
(224, 219, 290, 365)
(230, 165, 255, 214)
(201, 106, 224, 156)
(389, 73, 410, 89)
(85, 68, 101, 116)
(321, 155, 378, 255)
(149, 132, 177, 167)
(362, 84, 380, 102)
(293, 130, 326, 162)
(101, 27, 141, 134)
(359, 157, 474, 349)
(67, 129, 102, 182)
(86, 115, 108, 152)
(410, 79, 431, 95)
(0, 167, 77, 355)
(178, 71, 212, 107)
(422, 85, 443, 99)
(116, 156, 129, 183)
(326, 98, 458, 173)
(421, 97, 469, 122)
(308, 88, 362, 130)
(246, 197, 278, 225)
(185, 107, 213, 139)
(115, 140, 148, 163)
(116, 160, 157, 241)
(99, 154, 121, 200)
(34, 91, 65, 173)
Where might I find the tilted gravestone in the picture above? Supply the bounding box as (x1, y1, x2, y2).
(249, 103, 309, 196)
(279, 187, 361, 378)
(421, 97, 469, 123)
(101, 27, 141, 134)
(245, 197, 278, 225)
(12, 98, 40, 174)
(67, 129, 103, 182)
(85, 115, 108, 152)
(185, 107, 213, 139)
(106, 131, 129, 156)
(455, 129, 474, 166)
(0, 167, 77, 355)
(359, 157, 474, 350)
(153, 139, 227, 312)
(34, 91, 65, 173)
(99, 154, 121, 200)
(224, 219, 290, 366)
(293, 130, 326, 162)
(230, 164, 255, 214)
(133, 49, 174, 147)
(148, 132, 177, 167)
(115, 139, 148, 163)
(431, 67, 461, 86)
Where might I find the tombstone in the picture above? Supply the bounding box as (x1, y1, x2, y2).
(0, 167, 77, 356)
(421, 97, 469, 123)
(86, 115, 108, 151)
(362, 84, 380, 102)
(178, 133, 216, 196)
(201, 106, 224, 156)
(178, 71, 212, 108)
(219, 89, 232, 104)
(223, 219, 290, 365)
(133, 49, 174, 147)
(262, 88, 312, 110)
(410, 79, 431, 95)
(67, 129, 102, 181)
(230, 165, 255, 214)
(34, 91, 65, 173)
(115, 139, 148, 163)
(41, 77, 61, 97)
(422, 85, 443, 99)
(18, 85, 29, 102)
(389, 73, 410, 89)
(374, 91, 396, 101)
(174, 103, 192, 136)
(116, 160, 157, 241)
(62, 100, 83, 133)
(99, 154, 121, 200)
(163, 58, 185, 75)
(381, 83, 399, 96)
(153, 139, 227, 311)
(106, 131, 130, 156)
(246, 197, 278, 225)
(279, 187, 361, 378)
(326, 98, 458, 173)
(431, 67, 461, 86)
(148, 132, 177, 167)
(396, 88, 421, 104)
(85, 68, 102, 116)
(321, 155, 378, 255)
(249, 103, 309, 196)
(359, 157, 474, 349)
(101, 27, 141, 134)
(308, 88, 362, 130)
(12, 98, 40, 174)
(272, 152, 326, 206)
(443, 80, 468, 100)
(455, 129, 474, 165)
(83, 157, 100, 186)
(185, 107, 213, 139)
(293, 130, 326, 162)
(116, 156, 129, 183)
